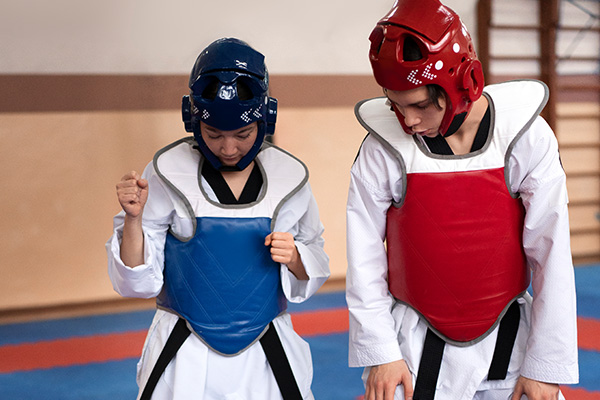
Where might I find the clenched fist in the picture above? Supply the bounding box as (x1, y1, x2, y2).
(116, 171, 148, 218)
(265, 232, 308, 280)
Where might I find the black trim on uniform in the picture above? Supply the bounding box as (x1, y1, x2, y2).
(201, 160, 263, 204)
(423, 106, 491, 155)
(423, 134, 453, 155)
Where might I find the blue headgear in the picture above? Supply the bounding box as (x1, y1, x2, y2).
(182, 38, 278, 171)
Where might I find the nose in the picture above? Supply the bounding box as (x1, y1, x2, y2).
(221, 137, 237, 156)
(403, 109, 421, 130)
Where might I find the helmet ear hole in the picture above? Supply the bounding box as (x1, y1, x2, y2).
(463, 60, 484, 101)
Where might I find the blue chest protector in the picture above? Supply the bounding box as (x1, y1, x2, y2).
(151, 138, 308, 356)
(157, 216, 285, 355)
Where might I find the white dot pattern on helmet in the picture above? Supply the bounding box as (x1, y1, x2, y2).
(408, 64, 439, 86)
(422, 63, 437, 80)
(407, 70, 422, 85)
(202, 109, 210, 120)
(252, 108, 262, 119)
(241, 110, 252, 123)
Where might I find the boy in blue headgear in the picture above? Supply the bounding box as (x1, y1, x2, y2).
(107, 38, 330, 400)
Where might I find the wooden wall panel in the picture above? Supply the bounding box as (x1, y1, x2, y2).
(569, 205, 600, 231)
(560, 148, 600, 174)
(566, 176, 600, 203)
(0, 103, 371, 310)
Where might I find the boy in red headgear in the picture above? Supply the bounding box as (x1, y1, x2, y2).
(346, 1, 579, 399)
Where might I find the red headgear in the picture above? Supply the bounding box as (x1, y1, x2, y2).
(369, 0, 484, 136)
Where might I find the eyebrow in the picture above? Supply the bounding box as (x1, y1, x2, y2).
(389, 97, 431, 108)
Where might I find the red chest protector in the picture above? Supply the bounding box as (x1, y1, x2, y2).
(356, 81, 548, 344)
(387, 167, 530, 344)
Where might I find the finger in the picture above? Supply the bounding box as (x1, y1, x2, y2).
(119, 193, 141, 203)
(510, 389, 522, 400)
(365, 383, 375, 400)
(270, 251, 291, 263)
(402, 374, 414, 400)
(385, 384, 395, 400)
(117, 184, 143, 194)
(269, 231, 293, 241)
(270, 249, 292, 261)
(120, 171, 138, 181)
(116, 180, 138, 190)
(264, 233, 272, 246)
(270, 235, 295, 248)
(137, 178, 149, 189)
(269, 242, 292, 253)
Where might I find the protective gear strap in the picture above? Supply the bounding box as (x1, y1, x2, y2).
(139, 319, 302, 400)
(140, 318, 191, 400)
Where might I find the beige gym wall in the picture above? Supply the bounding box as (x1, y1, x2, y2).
(0, 75, 381, 310)
(0, 0, 485, 311)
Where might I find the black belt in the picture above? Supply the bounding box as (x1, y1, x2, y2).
(413, 301, 521, 400)
(140, 318, 302, 400)
(260, 322, 303, 400)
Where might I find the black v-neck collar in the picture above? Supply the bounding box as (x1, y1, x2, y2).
(423, 106, 491, 156)
(201, 161, 263, 205)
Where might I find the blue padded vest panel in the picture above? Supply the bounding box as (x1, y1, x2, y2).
(157, 216, 286, 355)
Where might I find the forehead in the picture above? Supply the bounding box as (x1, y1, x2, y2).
(386, 86, 430, 105)
(200, 121, 257, 135)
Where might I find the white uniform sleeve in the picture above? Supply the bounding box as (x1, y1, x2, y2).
(508, 117, 579, 384)
(275, 183, 330, 303)
(346, 135, 404, 367)
(106, 162, 176, 299)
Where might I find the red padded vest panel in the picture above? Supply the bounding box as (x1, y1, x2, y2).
(386, 167, 530, 343)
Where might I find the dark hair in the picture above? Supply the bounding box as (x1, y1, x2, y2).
(427, 85, 445, 110)
(201, 78, 253, 101)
